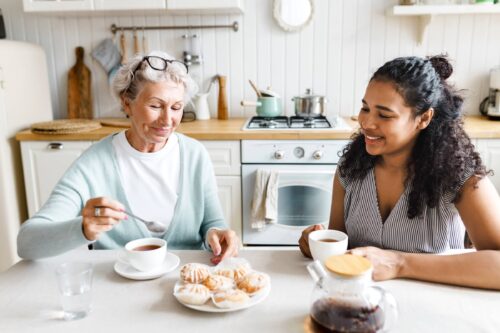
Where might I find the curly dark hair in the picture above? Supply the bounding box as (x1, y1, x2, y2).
(339, 55, 490, 219)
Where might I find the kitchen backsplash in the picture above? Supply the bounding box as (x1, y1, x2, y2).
(2, 0, 499, 119)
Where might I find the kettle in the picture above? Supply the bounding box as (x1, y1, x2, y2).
(307, 255, 398, 333)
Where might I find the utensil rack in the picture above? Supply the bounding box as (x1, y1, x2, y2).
(110, 21, 239, 34)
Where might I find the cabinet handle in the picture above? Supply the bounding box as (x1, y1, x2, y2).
(47, 142, 63, 150)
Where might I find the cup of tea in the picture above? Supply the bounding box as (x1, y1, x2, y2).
(121, 238, 167, 272)
(309, 230, 348, 265)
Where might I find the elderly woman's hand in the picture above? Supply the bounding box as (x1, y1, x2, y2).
(298, 224, 324, 258)
(207, 229, 240, 265)
(349, 246, 405, 281)
(82, 197, 127, 241)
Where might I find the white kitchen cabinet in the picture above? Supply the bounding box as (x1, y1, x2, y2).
(23, 0, 244, 13)
(200, 140, 242, 237)
(475, 139, 500, 194)
(215, 176, 242, 237)
(22, 0, 93, 12)
(93, 0, 164, 10)
(20, 140, 92, 217)
(166, 0, 244, 14)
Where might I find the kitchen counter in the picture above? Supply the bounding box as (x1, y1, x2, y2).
(1, 248, 499, 333)
(14, 116, 500, 141)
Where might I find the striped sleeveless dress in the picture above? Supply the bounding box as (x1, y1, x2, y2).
(338, 168, 468, 253)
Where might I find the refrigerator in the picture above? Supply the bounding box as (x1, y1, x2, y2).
(0, 40, 53, 271)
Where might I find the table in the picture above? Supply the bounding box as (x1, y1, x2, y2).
(1, 249, 499, 333)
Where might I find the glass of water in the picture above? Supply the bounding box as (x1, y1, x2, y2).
(56, 262, 93, 320)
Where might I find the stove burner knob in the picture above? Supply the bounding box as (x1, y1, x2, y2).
(312, 150, 323, 160)
(274, 150, 285, 160)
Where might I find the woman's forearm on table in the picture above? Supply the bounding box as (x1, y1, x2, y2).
(17, 218, 91, 260)
(400, 250, 500, 290)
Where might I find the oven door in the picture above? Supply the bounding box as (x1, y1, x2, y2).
(242, 164, 336, 245)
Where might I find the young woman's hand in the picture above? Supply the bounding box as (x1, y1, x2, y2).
(207, 229, 241, 265)
(82, 197, 127, 241)
(349, 246, 405, 281)
(298, 224, 324, 258)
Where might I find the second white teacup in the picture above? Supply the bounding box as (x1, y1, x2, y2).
(122, 238, 167, 272)
(309, 229, 348, 265)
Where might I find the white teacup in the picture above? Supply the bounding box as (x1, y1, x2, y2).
(309, 230, 348, 264)
(121, 238, 167, 272)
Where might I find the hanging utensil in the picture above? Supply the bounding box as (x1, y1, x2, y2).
(133, 28, 140, 55)
(248, 79, 262, 98)
(142, 27, 148, 54)
(120, 29, 127, 64)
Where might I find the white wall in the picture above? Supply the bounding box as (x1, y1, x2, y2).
(1, 0, 500, 120)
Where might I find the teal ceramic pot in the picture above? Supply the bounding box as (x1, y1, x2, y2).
(256, 97, 282, 117)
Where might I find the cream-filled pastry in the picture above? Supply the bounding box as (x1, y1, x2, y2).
(180, 263, 210, 284)
(174, 283, 211, 305)
(237, 272, 270, 295)
(214, 264, 250, 282)
(212, 289, 250, 309)
(203, 274, 234, 291)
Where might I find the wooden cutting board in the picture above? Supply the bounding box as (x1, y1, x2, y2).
(99, 118, 131, 128)
(68, 46, 93, 119)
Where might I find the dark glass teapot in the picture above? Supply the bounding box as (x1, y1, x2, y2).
(307, 255, 398, 333)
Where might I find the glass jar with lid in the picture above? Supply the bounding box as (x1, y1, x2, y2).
(307, 254, 398, 333)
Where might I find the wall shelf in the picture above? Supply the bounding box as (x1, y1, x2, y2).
(386, 4, 500, 45)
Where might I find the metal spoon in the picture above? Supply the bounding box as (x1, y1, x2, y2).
(124, 210, 167, 234)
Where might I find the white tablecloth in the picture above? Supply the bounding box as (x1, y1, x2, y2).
(0, 248, 499, 333)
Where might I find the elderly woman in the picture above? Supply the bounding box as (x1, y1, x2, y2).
(17, 51, 239, 264)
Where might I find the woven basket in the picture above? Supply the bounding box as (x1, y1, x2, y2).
(31, 119, 102, 134)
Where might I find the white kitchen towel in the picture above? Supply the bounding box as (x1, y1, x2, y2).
(251, 169, 280, 230)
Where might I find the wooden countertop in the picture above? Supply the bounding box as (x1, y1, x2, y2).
(15, 116, 500, 141)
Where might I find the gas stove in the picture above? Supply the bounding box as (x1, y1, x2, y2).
(243, 116, 351, 130)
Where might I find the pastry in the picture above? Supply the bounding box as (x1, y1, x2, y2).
(212, 289, 250, 309)
(203, 274, 234, 291)
(237, 272, 270, 295)
(174, 283, 211, 305)
(180, 263, 210, 284)
(214, 264, 250, 282)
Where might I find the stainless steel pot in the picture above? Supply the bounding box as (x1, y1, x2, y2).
(292, 89, 327, 118)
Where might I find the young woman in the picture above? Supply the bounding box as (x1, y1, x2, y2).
(299, 55, 500, 290)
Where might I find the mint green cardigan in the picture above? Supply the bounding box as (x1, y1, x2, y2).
(17, 133, 226, 259)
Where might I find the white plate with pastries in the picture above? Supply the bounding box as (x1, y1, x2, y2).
(174, 281, 271, 313)
(173, 260, 271, 312)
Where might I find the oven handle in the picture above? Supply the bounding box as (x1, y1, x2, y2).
(273, 170, 335, 175)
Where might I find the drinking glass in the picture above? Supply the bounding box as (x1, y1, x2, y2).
(56, 262, 93, 320)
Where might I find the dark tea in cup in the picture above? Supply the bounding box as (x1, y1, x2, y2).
(319, 238, 338, 243)
(133, 245, 161, 251)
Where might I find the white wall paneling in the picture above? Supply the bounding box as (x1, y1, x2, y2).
(2, 0, 500, 119)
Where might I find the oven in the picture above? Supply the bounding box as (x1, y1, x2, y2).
(241, 140, 349, 245)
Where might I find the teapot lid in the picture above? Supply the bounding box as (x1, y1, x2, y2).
(325, 254, 372, 277)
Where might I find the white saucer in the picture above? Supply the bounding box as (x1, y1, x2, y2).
(114, 252, 180, 280)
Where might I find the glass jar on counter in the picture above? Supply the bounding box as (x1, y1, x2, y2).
(307, 255, 398, 333)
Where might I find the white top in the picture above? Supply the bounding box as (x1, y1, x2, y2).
(112, 131, 180, 229)
(1, 249, 499, 333)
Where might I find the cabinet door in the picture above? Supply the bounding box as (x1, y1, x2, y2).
(216, 176, 242, 238)
(21, 141, 92, 217)
(476, 139, 500, 194)
(22, 0, 93, 12)
(201, 141, 241, 176)
(93, 0, 165, 10)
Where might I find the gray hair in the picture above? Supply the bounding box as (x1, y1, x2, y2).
(111, 50, 198, 104)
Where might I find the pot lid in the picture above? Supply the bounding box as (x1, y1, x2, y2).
(295, 88, 325, 100)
